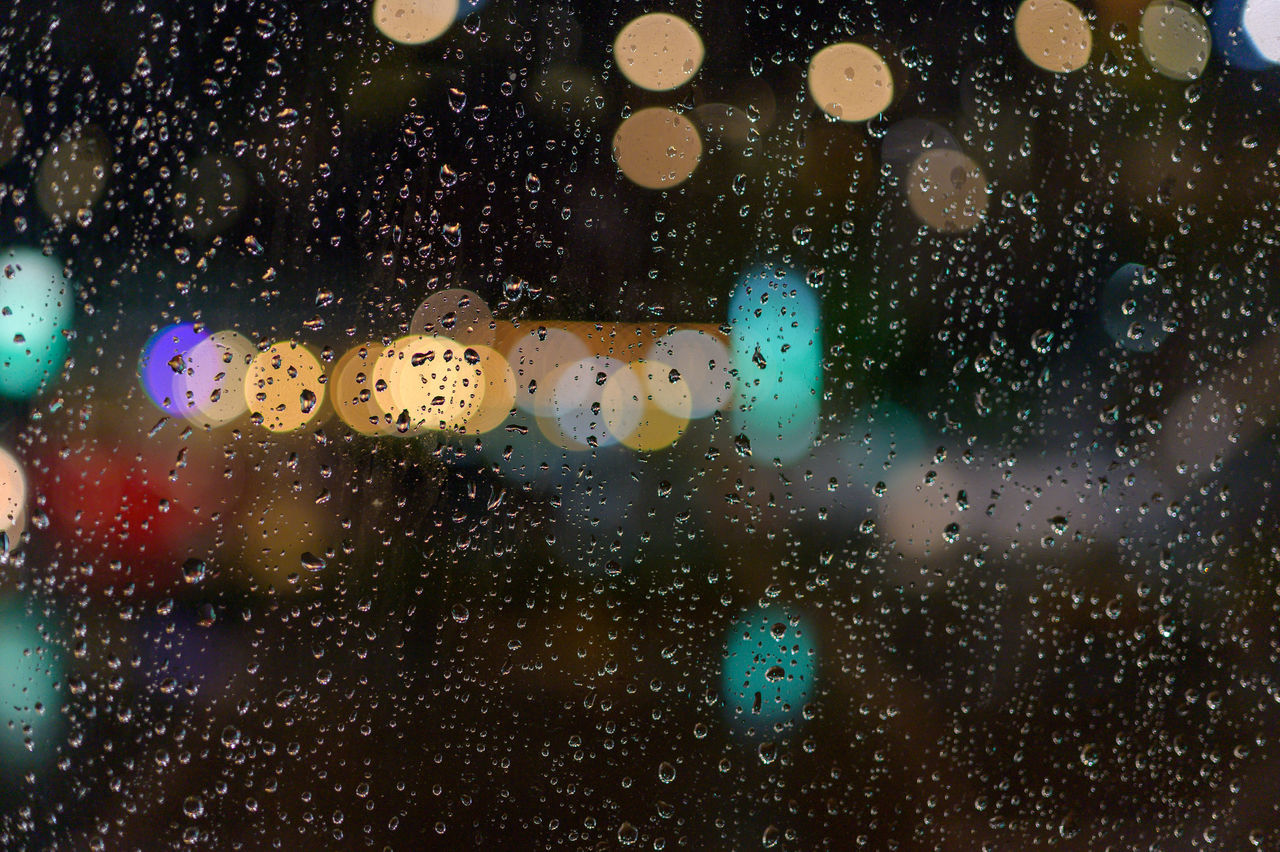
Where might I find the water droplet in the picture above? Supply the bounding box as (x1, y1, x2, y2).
(181, 558, 208, 584)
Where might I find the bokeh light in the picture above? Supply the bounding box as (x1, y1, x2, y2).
(602, 359, 691, 451)
(646, 329, 736, 418)
(1243, 0, 1280, 62)
(372, 0, 459, 45)
(393, 336, 483, 433)
(807, 42, 894, 122)
(728, 266, 823, 466)
(1140, 0, 1212, 80)
(905, 148, 990, 233)
(332, 343, 393, 436)
(370, 336, 422, 432)
(720, 605, 819, 730)
(1101, 263, 1175, 352)
(0, 247, 73, 399)
(139, 323, 209, 416)
(0, 599, 63, 773)
(508, 325, 590, 415)
(175, 329, 254, 428)
(541, 355, 628, 450)
(612, 107, 702, 190)
(0, 447, 26, 552)
(35, 126, 110, 223)
(243, 341, 326, 432)
(461, 343, 516, 434)
(1014, 0, 1093, 73)
(409, 288, 495, 347)
(613, 13, 705, 92)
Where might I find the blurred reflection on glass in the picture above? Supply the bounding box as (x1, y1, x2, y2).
(614, 13, 704, 92)
(613, 107, 702, 190)
(1015, 0, 1093, 73)
(808, 42, 894, 122)
(0, 247, 72, 399)
(729, 266, 822, 465)
(721, 606, 818, 732)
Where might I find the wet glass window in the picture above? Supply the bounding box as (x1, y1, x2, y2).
(0, 0, 1276, 848)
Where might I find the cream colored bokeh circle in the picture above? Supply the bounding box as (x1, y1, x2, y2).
(906, 149, 990, 233)
(371, 337, 411, 428)
(602, 360, 691, 451)
(507, 326, 590, 414)
(36, 127, 110, 223)
(463, 344, 516, 434)
(177, 330, 254, 428)
(409, 288, 495, 347)
(332, 343, 392, 435)
(393, 336, 484, 433)
(0, 96, 23, 168)
(544, 356, 628, 450)
(372, 0, 459, 45)
(0, 447, 26, 551)
(807, 43, 894, 122)
(1140, 1, 1211, 81)
(646, 330, 736, 418)
(1015, 0, 1093, 73)
(370, 335, 433, 432)
(612, 108, 702, 190)
(614, 13, 705, 91)
(243, 342, 326, 432)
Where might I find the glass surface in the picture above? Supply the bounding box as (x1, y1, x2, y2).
(0, 0, 1276, 848)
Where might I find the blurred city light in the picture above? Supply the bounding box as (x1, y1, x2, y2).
(614, 13, 705, 92)
(721, 605, 819, 731)
(0, 247, 72, 399)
